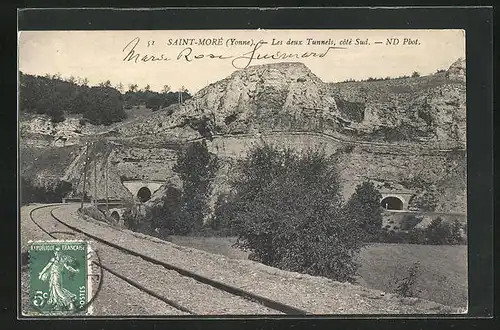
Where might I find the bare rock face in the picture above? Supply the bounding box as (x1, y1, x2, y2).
(445, 58, 466, 82)
(330, 59, 466, 148)
(163, 62, 339, 135)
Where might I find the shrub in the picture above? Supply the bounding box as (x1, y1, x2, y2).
(411, 190, 438, 211)
(224, 143, 367, 283)
(122, 208, 139, 231)
(401, 214, 423, 230)
(393, 262, 422, 297)
(334, 97, 365, 123)
(343, 181, 383, 240)
(378, 216, 467, 245)
(80, 205, 109, 223)
(149, 186, 191, 235)
(19, 72, 127, 125)
(211, 192, 239, 236)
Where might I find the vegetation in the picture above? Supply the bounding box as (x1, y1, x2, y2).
(344, 181, 383, 241)
(214, 143, 367, 283)
(400, 214, 423, 230)
(334, 97, 365, 122)
(18, 72, 192, 124)
(20, 176, 72, 205)
(357, 243, 467, 307)
(149, 186, 189, 235)
(19, 72, 126, 125)
(391, 261, 422, 298)
(172, 141, 219, 233)
(123, 86, 191, 111)
(339, 73, 417, 83)
(409, 190, 438, 212)
(141, 141, 219, 236)
(80, 205, 115, 224)
(378, 217, 466, 245)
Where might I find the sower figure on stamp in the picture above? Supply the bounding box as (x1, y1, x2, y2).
(38, 247, 80, 311)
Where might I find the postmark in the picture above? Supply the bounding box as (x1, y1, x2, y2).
(28, 240, 92, 315)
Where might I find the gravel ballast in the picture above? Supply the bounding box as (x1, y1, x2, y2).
(21, 205, 185, 316)
(21, 205, 281, 315)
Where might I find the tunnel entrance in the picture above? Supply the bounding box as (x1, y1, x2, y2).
(137, 187, 152, 203)
(381, 196, 404, 210)
(110, 211, 120, 221)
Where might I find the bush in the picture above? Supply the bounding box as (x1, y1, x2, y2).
(343, 181, 383, 240)
(377, 216, 467, 245)
(400, 214, 423, 230)
(211, 192, 238, 236)
(410, 190, 438, 211)
(149, 186, 191, 235)
(392, 262, 422, 297)
(122, 208, 139, 231)
(223, 143, 367, 283)
(80, 205, 109, 223)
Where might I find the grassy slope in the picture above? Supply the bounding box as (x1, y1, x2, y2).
(166, 236, 467, 308)
(355, 243, 467, 308)
(329, 73, 450, 99)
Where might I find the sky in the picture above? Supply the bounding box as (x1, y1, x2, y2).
(18, 29, 465, 94)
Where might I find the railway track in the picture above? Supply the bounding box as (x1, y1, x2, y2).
(27, 204, 307, 315)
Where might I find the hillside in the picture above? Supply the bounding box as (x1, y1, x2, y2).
(330, 58, 466, 148)
(113, 59, 466, 150)
(114, 62, 340, 140)
(19, 59, 467, 213)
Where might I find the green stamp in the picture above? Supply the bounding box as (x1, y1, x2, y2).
(28, 240, 90, 315)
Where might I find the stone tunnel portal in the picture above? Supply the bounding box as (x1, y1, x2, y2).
(137, 187, 152, 203)
(110, 211, 120, 221)
(381, 196, 404, 210)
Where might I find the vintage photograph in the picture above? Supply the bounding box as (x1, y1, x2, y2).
(19, 29, 467, 316)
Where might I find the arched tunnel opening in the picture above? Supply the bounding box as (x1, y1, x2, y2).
(110, 211, 120, 222)
(381, 196, 404, 210)
(137, 187, 152, 203)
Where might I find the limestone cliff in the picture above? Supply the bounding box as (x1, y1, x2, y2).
(20, 59, 467, 214)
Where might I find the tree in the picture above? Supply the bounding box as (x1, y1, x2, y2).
(128, 84, 138, 92)
(344, 181, 383, 239)
(67, 75, 76, 84)
(144, 84, 151, 92)
(115, 82, 124, 93)
(222, 143, 366, 283)
(411, 189, 438, 211)
(145, 93, 163, 111)
(19, 73, 126, 125)
(162, 85, 171, 94)
(99, 80, 112, 88)
(172, 140, 219, 233)
(412, 71, 421, 78)
(150, 186, 187, 235)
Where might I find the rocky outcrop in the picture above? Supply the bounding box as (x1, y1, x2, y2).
(330, 62, 466, 148)
(445, 58, 466, 82)
(117, 62, 341, 139)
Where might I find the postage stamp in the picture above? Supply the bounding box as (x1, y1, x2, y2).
(28, 240, 92, 315)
